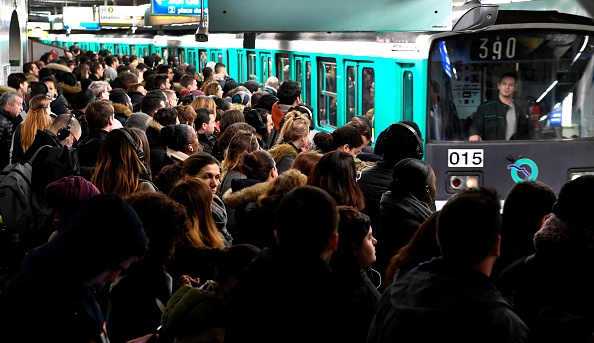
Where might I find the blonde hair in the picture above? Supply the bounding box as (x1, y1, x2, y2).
(190, 95, 217, 113)
(277, 110, 310, 144)
(21, 94, 52, 153)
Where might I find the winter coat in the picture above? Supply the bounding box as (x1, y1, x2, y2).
(375, 189, 433, 278)
(268, 142, 300, 174)
(367, 257, 528, 343)
(225, 247, 349, 343)
(223, 180, 273, 248)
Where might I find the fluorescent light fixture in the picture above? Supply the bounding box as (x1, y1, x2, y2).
(536, 80, 558, 103)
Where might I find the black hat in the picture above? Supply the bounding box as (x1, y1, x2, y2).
(252, 93, 278, 112)
(30, 82, 50, 98)
(243, 80, 262, 94)
(73, 89, 96, 110)
(128, 91, 145, 105)
(63, 72, 77, 87)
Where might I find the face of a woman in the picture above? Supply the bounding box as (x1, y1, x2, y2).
(196, 163, 221, 196)
(216, 85, 223, 98)
(355, 226, 377, 268)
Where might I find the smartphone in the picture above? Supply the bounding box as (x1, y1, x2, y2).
(146, 325, 162, 342)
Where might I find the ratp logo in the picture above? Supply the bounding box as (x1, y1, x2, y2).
(507, 158, 539, 183)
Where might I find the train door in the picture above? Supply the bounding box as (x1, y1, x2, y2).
(247, 51, 257, 81)
(295, 56, 312, 106)
(236, 49, 247, 82)
(318, 58, 338, 129)
(344, 61, 375, 124)
(186, 48, 198, 68)
(210, 49, 223, 66)
(177, 48, 185, 66)
(199, 49, 208, 71)
(260, 52, 272, 82)
(276, 53, 289, 82)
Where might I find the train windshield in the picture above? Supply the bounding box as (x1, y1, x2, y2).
(428, 31, 594, 142)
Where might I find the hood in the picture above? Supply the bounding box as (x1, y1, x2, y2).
(113, 103, 132, 118)
(380, 190, 433, 221)
(26, 74, 39, 84)
(44, 63, 72, 74)
(222, 181, 270, 209)
(268, 143, 299, 165)
(0, 85, 17, 95)
(59, 82, 81, 95)
(147, 117, 164, 131)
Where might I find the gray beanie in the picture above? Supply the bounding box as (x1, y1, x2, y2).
(125, 112, 151, 131)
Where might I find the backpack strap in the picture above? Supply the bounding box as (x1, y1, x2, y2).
(28, 145, 53, 164)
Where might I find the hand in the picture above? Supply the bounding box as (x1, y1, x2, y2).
(177, 274, 200, 287)
(125, 333, 156, 343)
(469, 135, 482, 142)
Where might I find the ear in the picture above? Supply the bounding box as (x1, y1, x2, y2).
(201, 122, 208, 131)
(341, 144, 350, 153)
(490, 234, 501, 258)
(326, 232, 339, 252)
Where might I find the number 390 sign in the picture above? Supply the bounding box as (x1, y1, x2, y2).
(448, 149, 484, 167)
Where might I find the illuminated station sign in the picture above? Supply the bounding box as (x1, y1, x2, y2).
(151, 0, 208, 16)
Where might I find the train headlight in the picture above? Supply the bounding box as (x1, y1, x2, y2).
(568, 170, 594, 180)
(446, 173, 481, 194)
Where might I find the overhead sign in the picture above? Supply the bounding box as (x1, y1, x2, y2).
(63, 7, 99, 31)
(99, 6, 147, 27)
(151, 0, 208, 16)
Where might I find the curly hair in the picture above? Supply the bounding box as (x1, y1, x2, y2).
(125, 192, 188, 267)
(259, 169, 307, 207)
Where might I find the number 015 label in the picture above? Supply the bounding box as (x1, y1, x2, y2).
(448, 149, 484, 167)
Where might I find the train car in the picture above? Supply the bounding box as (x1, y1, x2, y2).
(44, 9, 594, 206)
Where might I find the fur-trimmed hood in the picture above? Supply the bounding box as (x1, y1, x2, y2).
(113, 103, 132, 118)
(26, 74, 39, 84)
(268, 143, 299, 165)
(222, 181, 271, 209)
(0, 85, 17, 95)
(44, 63, 72, 74)
(59, 82, 81, 95)
(147, 117, 164, 131)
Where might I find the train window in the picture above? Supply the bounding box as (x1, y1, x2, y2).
(237, 50, 247, 82)
(131, 46, 136, 56)
(306, 61, 312, 108)
(260, 53, 272, 81)
(346, 66, 356, 122)
(161, 48, 168, 62)
(294, 57, 312, 105)
(276, 54, 289, 82)
(199, 50, 208, 70)
(247, 52, 257, 81)
(319, 59, 338, 128)
(178, 48, 185, 65)
(217, 52, 223, 64)
(403, 71, 414, 122)
(362, 68, 375, 118)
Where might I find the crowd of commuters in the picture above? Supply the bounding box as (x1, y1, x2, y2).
(0, 45, 591, 343)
